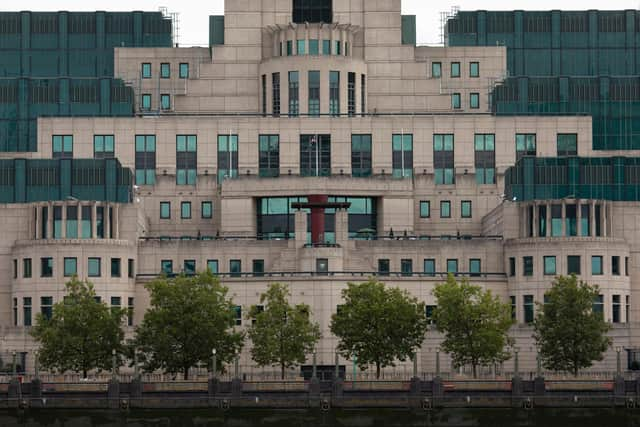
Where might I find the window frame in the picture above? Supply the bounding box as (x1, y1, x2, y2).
(419, 201, 430, 218)
(160, 201, 171, 219)
(440, 201, 451, 218)
(181, 201, 192, 219)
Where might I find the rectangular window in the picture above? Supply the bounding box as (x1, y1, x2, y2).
(135, 135, 156, 185)
(440, 201, 451, 218)
(567, 255, 581, 275)
(234, 306, 242, 326)
(426, 305, 436, 324)
(308, 70, 320, 116)
(348, 72, 356, 116)
(626, 257, 629, 276)
(286, 40, 293, 56)
(217, 134, 239, 183)
(309, 39, 319, 55)
(296, 39, 305, 55)
(565, 204, 577, 237)
(53, 206, 62, 239)
(160, 63, 170, 78)
(93, 135, 115, 159)
(161, 260, 173, 275)
(447, 259, 458, 274)
(23, 297, 32, 327)
(524, 295, 534, 323)
(523, 256, 533, 276)
(288, 71, 299, 116)
(626, 295, 630, 321)
(207, 259, 219, 274)
(141, 94, 151, 110)
(23, 258, 31, 278)
(461, 201, 472, 218)
(538, 205, 547, 237)
(13, 298, 17, 326)
(434, 134, 455, 185)
(557, 133, 578, 156)
(141, 63, 151, 78)
(230, 260, 242, 277)
(88, 257, 101, 277)
(592, 295, 604, 319)
(432, 62, 441, 78)
(201, 201, 213, 219)
(261, 74, 267, 116)
(351, 134, 372, 177)
(401, 259, 413, 276)
(160, 94, 171, 110)
(316, 258, 329, 275)
(183, 260, 196, 275)
(181, 202, 192, 219)
(580, 205, 590, 236)
(392, 134, 413, 178)
(41, 296, 53, 320)
(420, 201, 430, 218)
(300, 134, 331, 177)
(52, 135, 73, 159)
(66, 206, 78, 239)
(272, 73, 280, 116)
(451, 62, 460, 77)
(516, 134, 536, 161)
(591, 256, 603, 275)
(179, 63, 189, 79)
(160, 202, 171, 219)
(111, 258, 121, 277)
(470, 62, 479, 77)
(378, 259, 390, 276)
(469, 259, 481, 277)
(361, 74, 366, 114)
(544, 256, 556, 275)
(474, 134, 496, 185)
(551, 204, 562, 237)
(323, 39, 331, 55)
(335, 40, 341, 55)
(451, 93, 461, 109)
(510, 296, 516, 320)
(424, 259, 435, 276)
(128, 259, 134, 278)
(41, 257, 53, 277)
(252, 259, 265, 277)
(611, 256, 620, 275)
(111, 297, 121, 315)
(509, 257, 516, 277)
(613, 295, 621, 323)
(13, 259, 17, 279)
(176, 135, 197, 185)
(470, 93, 480, 109)
(259, 135, 280, 177)
(329, 71, 340, 116)
(128, 297, 134, 326)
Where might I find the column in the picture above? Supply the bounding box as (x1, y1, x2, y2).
(590, 201, 596, 237)
(113, 204, 120, 239)
(546, 202, 551, 238)
(47, 202, 53, 240)
(294, 210, 307, 248)
(601, 202, 607, 238)
(34, 204, 41, 240)
(335, 208, 348, 247)
(532, 203, 538, 237)
(105, 203, 111, 240)
(77, 202, 82, 238)
(561, 201, 566, 237)
(576, 199, 582, 237)
(61, 202, 67, 239)
(92, 203, 98, 239)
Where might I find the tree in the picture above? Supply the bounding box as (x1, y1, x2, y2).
(433, 275, 514, 378)
(31, 277, 125, 378)
(330, 279, 428, 379)
(247, 283, 321, 379)
(533, 274, 612, 376)
(133, 271, 244, 379)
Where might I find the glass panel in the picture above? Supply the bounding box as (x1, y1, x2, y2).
(446, 259, 458, 273)
(544, 256, 556, 275)
(309, 39, 319, 55)
(424, 259, 435, 276)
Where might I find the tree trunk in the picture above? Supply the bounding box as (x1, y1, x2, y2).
(83, 369, 88, 379)
(184, 366, 189, 380)
(281, 362, 285, 380)
(472, 363, 477, 379)
(376, 362, 381, 379)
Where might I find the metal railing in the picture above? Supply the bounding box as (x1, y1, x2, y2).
(135, 271, 508, 280)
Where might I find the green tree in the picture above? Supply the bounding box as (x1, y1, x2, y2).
(330, 279, 428, 379)
(247, 283, 321, 379)
(433, 275, 514, 378)
(133, 271, 244, 379)
(31, 277, 125, 378)
(533, 274, 612, 376)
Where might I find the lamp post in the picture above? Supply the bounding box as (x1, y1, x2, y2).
(234, 349, 239, 379)
(111, 349, 117, 381)
(312, 350, 317, 380)
(11, 351, 16, 378)
(616, 346, 622, 376)
(212, 349, 217, 380)
(514, 347, 520, 378)
(34, 350, 39, 380)
(435, 348, 440, 377)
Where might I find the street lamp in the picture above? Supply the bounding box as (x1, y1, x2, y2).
(211, 349, 217, 380)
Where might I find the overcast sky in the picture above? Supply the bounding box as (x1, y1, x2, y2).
(8, 0, 640, 45)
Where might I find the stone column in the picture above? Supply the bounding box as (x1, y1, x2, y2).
(92, 203, 98, 239)
(47, 202, 53, 239)
(77, 202, 82, 238)
(35, 204, 41, 239)
(590, 201, 596, 237)
(576, 199, 582, 236)
(113, 204, 120, 239)
(61, 202, 67, 239)
(560, 201, 566, 237)
(545, 202, 551, 237)
(335, 208, 349, 247)
(602, 202, 607, 238)
(294, 210, 307, 248)
(532, 203, 538, 237)
(105, 203, 111, 239)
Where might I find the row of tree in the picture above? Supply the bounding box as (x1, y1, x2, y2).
(31, 272, 611, 379)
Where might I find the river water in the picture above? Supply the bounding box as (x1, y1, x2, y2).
(1, 408, 639, 427)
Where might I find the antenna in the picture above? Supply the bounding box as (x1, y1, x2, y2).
(159, 7, 181, 46)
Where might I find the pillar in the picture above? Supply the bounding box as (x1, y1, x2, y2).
(576, 200, 582, 236)
(335, 208, 349, 247)
(105, 203, 111, 239)
(308, 195, 327, 245)
(113, 204, 119, 239)
(546, 202, 551, 237)
(532, 203, 538, 237)
(590, 201, 596, 237)
(601, 202, 607, 238)
(61, 202, 67, 238)
(35, 204, 41, 239)
(47, 202, 53, 239)
(77, 202, 82, 238)
(560, 201, 566, 237)
(92, 203, 98, 239)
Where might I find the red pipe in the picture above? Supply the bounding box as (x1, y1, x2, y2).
(308, 195, 328, 244)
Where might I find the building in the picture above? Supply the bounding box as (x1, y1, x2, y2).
(0, 1, 638, 375)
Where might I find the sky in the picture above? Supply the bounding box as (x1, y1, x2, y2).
(7, 0, 640, 46)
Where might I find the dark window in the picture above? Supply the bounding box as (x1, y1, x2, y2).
(181, 202, 191, 219)
(524, 295, 534, 323)
(591, 256, 603, 275)
(141, 63, 151, 78)
(300, 134, 331, 177)
(23, 297, 32, 327)
(420, 201, 430, 218)
(308, 71, 320, 116)
(23, 258, 32, 278)
(234, 306, 242, 326)
(93, 135, 114, 159)
(351, 134, 372, 177)
(207, 260, 219, 274)
(461, 201, 472, 218)
(348, 72, 356, 116)
(470, 62, 479, 77)
(434, 134, 454, 184)
(202, 201, 213, 219)
(252, 259, 265, 277)
(474, 134, 495, 184)
(111, 258, 121, 277)
(523, 256, 533, 276)
(13, 298, 17, 326)
(392, 134, 413, 178)
(179, 63, 189, 79)
(567, 255, 581, 275)
(160, 63, 170, 78)
(329, 71, 340, 116)
(424, 259, 435, 276)
(426, 305, 436, 324)
(432, 62, 441, 78)
(612, 256, 620, 275)
(88, 257, 101, 277)
(161, 260, 173, 275)
(41, 296, 53, 320)
(316, 258, 329, 275)
(378, 259, 390, 276)
(309, 39, 319, 55)
(544, 256, 556, 275)
(128, 297, 134, 326)
(401, 259, 413, 276)
(183, 260, 196, 275)
(613, 295, 621, 323)
(447, 259, 458, 274)
(510, 296, 516, 320)
(509, 257, 516, 276)
(41, 257, 53, 277)
(323, 39, 331, 55)
(135, 135, 156, 185)
(361, 75, 366, 114)
(592, 294, 604, 319)
(128, 259, 134, 278)
(469, 259, 481, 276)
(516, 134, 536, 161)
(288, 71, 299, 116)
(160, 202, 171, 219)
(293, 0, 332, 24)
(272, 73, 280, 116)
(262, 74, 267, 116)
(230, 260, 242, 277)
(440, 201, 451, 218)
(52, 135, 73, 159)
(176, 135, 197, 185)
(217, 134, 238, 183)
(557, 133, 578, 156)
(626, 257, 629, 276)
(259, 135, 280, 177)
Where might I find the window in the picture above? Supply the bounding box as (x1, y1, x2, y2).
(351, 134, 372, 177)
(469, 259, 481, 277)
(509, 257, 516, 277)
(612, 256, 620, 275)
(160, 63, 170, 78)
(550, 204, 562, 237)
(111, 258, 121, 277)
(288, 71, 299, 116)
(292, 0, 332, 23)
(523, 256, 533, 276)
(272, 73, 280, 116)
(392, 134, 413, 178)
(432, 62, 441, 78)
(217, 134, 238, 183)
(111, 297, 121, 316)
(451, 93, 461, 109)
(127, 297, 134, 326)
(183, 260, 196, 275)
(510, 296, 516, 320)
(401, 259, 413, 276)
(296, 39, 305, 55)
(176, 135, 197, 185)
(181, 202, 191, 219)
(309, 39, 319, 55)
(348, 72, 356, 116)
(469, 62, 481, 78)
(470, 93, 479, 109)
(451, 62, 460, 77)
(591, 256, 603, 275)
(323, 39, 331, 55)
(160, 94, 171, 110)
(557, 134, 578, 156)
(544, 256, 556, 275)
(316, 258, 329, 275)
(259, 135, 280, 177)
(308, 71, 320, 116)
(516, 134, 536, 161)
(252, 259, 264, 277)
(13, 298, 17, 326)
(300, 134, 331, 177)
(440, 201, 451, 218)
(141, 63, 151, 78)
(424, 259, 435, 276)
(613, 295, 621, 323)
(433, 134, 455, 185)
(446, 259, 458, 274)
(128, 259, 134, 278)
(378, 259, 390, 276)
(426, 305, 436, 324)
(161, 260, 173, 275)
(474, 134, 496, 185)
(592, 295, 604, 319)
(461, 201, 472, 218)
(286, 40, 293, 56)
(207, 259, 219, 274)
(234, 306, 242, 326)
(329, 71, 340, 116)
(135, 135, 156, 185)
(141, 94, 151, 110)
(230, 260, 242, 277)
(23, 258, 31, 278)
(202, 201, 213, 219)
(53, 206, 62, 238)
(41, 257, 53, 277)
(52, 135, 73, 159)
(160, 202, 171, 219)
(420, 201, 430, 218)
(41, 297, 53, 321)
(88, 258, 101, 277)
(567, 255, 581, 275)
(23, 298, 32, 327)
(179, 63, 189, 79)
(626, 295, 630, 322)
(13, 259, 17, 279)
(524, 295, 534, 323)
(94, 135, 114, 159)
(361, 75, 366, 114)
(335, 40, 341, 55)
(626, 257, 629, 276)
(65, 206, 78, 239)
